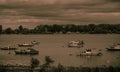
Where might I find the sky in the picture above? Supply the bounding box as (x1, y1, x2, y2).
(0, 0, 120, 29)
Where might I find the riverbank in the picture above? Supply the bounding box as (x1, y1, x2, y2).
(0, 24, 120, 34)
(0, 64, 120, 72)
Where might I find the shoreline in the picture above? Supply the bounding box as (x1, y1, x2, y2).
(0, 64, 120, 72)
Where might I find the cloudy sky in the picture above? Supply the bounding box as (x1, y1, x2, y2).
(0, 0, 120, 29)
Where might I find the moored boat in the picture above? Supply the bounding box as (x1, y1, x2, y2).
(15, 48, 39, 55)
(77, 49, 102, 56)
(68, 40, 84, 48)
(106, 43, 120, 51)
(0, 46, 17, 50)
(18, 43, 33, 47)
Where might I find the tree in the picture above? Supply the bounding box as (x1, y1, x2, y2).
(4, 28, 13, 34)
(0, 25, 2, 34)
(30, 57, 39, 72)
(0, 65, 7, 72)
(18, 25, 23, 31)
(45, 56, 54, 65)
(39, 56, 54, 72)
(18, 25, 24, 34)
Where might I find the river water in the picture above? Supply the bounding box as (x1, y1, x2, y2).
(0, 34, 120, 67)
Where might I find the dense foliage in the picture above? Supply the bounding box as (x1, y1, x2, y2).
(0, 65, 120, 72)
(0, 56, 120, 72)
(0, 25, 2, 34)
(0, 24, 120, 34)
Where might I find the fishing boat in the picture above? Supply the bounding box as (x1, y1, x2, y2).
(68, 40, 84, 48)
(0, 46, 17, 50)
(77, 49, 102, 56)
(15, 48, 39, 55)
(18, 43, 33, 47)
(106, 43, 120, 51)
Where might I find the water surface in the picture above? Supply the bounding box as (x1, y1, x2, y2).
(0, 34, 120, 67)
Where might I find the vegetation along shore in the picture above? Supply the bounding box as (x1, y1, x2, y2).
(0, 24, 120, 34)
(0, 56, 120, 72)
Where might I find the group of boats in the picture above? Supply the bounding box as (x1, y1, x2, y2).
(0, 41, 39, 55)
(0, 40, 120, 56)
(67, 40, 120, 56)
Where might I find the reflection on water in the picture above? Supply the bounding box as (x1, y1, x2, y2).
(0, 34, 120, 67)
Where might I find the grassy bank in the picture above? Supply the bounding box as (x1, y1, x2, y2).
(0, 65, 120, 72)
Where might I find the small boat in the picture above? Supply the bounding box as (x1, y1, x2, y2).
(68, 40, 84, 48)
(106, 43, 120, 51)
(77, 49, 102, 56)
(31, 41, 40, 45)
(0, 46, 17, 50)
(15, 48, 39, 55)
(18, 43, 33, 47)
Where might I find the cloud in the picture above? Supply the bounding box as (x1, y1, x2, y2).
(0, 0, 120, 28)
(0, 0, 119, 13)
(106, 0, 120, 2)
(0, 0, 108, 6)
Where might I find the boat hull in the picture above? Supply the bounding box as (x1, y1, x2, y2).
(18, 44, 33, 47)
(106, 48, 120, 51)
(14, 48, 39, 55)
(0, 47, 17, 50)
(15, 51, 39, 55)
(77, 53, 102, 56)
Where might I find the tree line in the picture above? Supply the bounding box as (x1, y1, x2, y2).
(0, 24, 120, 34)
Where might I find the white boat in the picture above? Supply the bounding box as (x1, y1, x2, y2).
(106, 43, 120, 51)
(18, 43, 33, 47)
(77, 49, 102, 56)
(68, 40, 84, 48)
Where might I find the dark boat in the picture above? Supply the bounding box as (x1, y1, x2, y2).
(77, 49, 102, 56)
(106, 43, 120, 51)
(0, 46, 17, 50)
(18, 43, 34, 47)
(15, 48, 39, 55)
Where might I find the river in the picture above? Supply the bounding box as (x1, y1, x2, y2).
(0, 34, 120, 67)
